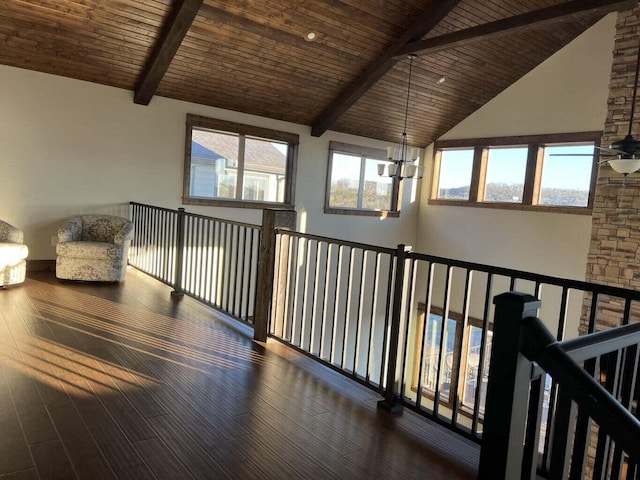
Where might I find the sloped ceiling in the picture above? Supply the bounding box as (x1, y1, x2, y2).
(0, 1, 632, 146)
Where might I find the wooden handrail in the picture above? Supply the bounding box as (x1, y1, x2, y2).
(521, 315, 640, 462)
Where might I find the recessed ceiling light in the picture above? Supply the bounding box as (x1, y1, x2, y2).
(305, 32, 317, 41)
(438, 76, 446, 84)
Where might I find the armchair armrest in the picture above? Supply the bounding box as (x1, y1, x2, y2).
(0, 220, 23, 243)
(58, 217, 82, 243)
(114, 221, 134, 246)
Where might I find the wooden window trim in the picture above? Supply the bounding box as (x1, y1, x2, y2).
(430, 131, 601, 214)
(324, 141, 402, 217)
(183, 114, 298, 208)
(412, 303, 492, 418)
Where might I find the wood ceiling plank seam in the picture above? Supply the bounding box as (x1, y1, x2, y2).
(0, 26, 149, 71)
(248, 0, 404, 40)
(156, 89, 316, 124)
(438, 1, 598, 40)
(0, 50, 135, 87)
(193, 9, 389, 64)
(186, 19, 374, 73)
(171, 47, 355, 90)
(430, 39, 565, 82)
(428, 2, 597, 49)
(0, 26, 146, 70)
(465, 28, 588, 69)
(161, 72, 339, 104)
(361, 72, 489, 107)
(174, 34, 358, 85)
(13, 0, 168, 30)
(158, 85, 332, 116)
(169, 44, 349, 90)
(158, 69, 334, 99)
(310, 0, 464, 137)
(0, 41, 144, 76)
(346, 89, 475, 111)
(0, 5, 164, 46)
(11, 0, 93, 19)
(90, 0, 170, 25)
(359, 86, 474, 110)
(353, 89, 480, 117)
(160, 68, 340, 101)
(333, 122, 446, 144)
(320, 0, 428, 27)
(199, 0, 400, 46)
(377, 61, 501, 97)
(16, 0, 169, 22)
(203, 0, 405, 40)
(340, 108, 471, 134)
(0, 15, 154, 60)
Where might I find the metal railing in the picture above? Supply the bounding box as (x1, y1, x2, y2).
(128, 204, 640, 477)
(268, 230, 396, 391)
(129, 202, 261, 325)
(480, 292, 640, 480)
(270, 233, 640, 450)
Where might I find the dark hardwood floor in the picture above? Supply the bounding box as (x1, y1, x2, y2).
(0, 268, 479, 479)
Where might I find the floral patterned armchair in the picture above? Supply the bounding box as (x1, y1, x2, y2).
(0, 220, 28, 287)
(56, 215, 133, 282)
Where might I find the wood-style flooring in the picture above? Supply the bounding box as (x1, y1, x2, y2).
(0, 268, 479, 479)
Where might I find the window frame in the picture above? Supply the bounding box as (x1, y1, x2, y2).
(324, 141, 401, 217)
(412, 304, 493, 419)
(183, 114, 298, 209)
(430, 132, 601, 214)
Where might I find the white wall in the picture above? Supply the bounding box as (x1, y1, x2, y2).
(415, 14, 617, 338)
(417, 13, 616, 279)
(0, 65, 418, 259)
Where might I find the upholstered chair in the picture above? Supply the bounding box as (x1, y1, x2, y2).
(56, 215, 134, 282)
(0, 220, 29, 287)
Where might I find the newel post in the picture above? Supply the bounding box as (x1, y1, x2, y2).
(253, 209, 296, 342)
(171, 208, 186, 297)
(377, 244, 410, 414)
(478, 292, 541, 480)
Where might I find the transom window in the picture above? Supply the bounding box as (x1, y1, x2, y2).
(183, 114, 298, 208)
(325, 141, 399, 216)
(431, 132, 600, 213)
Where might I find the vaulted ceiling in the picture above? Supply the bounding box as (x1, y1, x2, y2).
(0, 1, 633, 146)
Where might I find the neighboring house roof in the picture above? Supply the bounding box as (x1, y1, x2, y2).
(192, 130, 286, 174)
(191, 141, 224, 161)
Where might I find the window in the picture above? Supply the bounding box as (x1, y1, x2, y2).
(436, 149, 474, 200)
(431, 132, 600, 213)
(325, 141, 399, 216)
(413, 305, 493, 417)
(539, 144, 594, 207)
(183, 114, 298, 208)
(483, 147, 528, 203)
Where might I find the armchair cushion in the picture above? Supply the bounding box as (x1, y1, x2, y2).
(0, 220, 28, 287)
(0, 220, 24, 244)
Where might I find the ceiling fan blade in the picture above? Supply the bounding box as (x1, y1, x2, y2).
(595, 145, 626, 155)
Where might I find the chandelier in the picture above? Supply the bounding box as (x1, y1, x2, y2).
(378, 54, 425, 181)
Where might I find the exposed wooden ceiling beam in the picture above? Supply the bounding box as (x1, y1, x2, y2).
(134, 0, 204, 105)
(310, 0, 462, 137)
(395, 0, 635, 59)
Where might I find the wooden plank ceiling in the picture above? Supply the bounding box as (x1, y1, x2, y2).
(0, 1, 633, 146)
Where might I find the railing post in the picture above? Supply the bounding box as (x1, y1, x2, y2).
(253, 209, 296, 342)
(377, 244, 410, 414)
(478, 291, 541, 480)
(171, 207, 186, 297)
